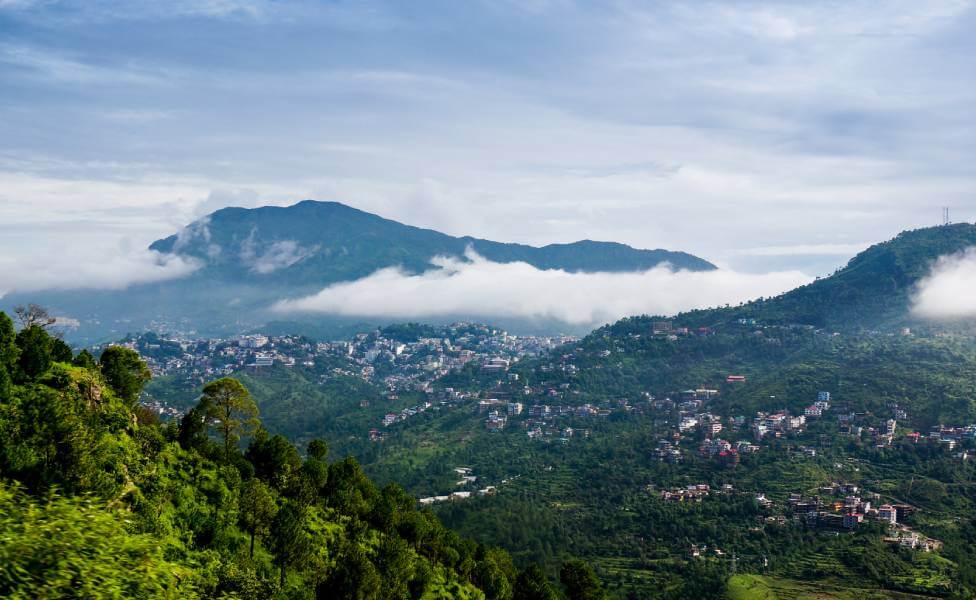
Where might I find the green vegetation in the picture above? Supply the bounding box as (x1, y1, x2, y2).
(0, 312, 601, 599)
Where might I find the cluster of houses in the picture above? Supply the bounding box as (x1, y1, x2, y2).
(123, 324, 576, 418)
(903, 424, 976, 456)
(112, 333, 313, 382)
(775, 483, 939, 549)
(417, 468, 499, 506)
(316, 324, 574, 393)
(380, 400, 434, 427)
(472, 398, 610, 434)
(658, 483, 735, 503)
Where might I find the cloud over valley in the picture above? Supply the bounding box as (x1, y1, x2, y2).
(272, 251, 810, 327)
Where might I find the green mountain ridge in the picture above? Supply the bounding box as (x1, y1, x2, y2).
(149, 200, 716, 279)
(677, 223, 976, 331)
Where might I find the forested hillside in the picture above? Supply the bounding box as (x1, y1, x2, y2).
(0, 310, 605, 600)
(680, 223, 976, 330)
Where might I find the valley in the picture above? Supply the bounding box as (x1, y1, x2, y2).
(118, 223, 976, 598)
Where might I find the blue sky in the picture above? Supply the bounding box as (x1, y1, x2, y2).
(1, 0, 974, 294)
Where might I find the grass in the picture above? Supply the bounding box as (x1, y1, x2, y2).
(727, 574, 937, 600)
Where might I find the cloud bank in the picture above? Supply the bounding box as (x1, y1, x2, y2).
(912, 247, 976, 320)
(272, 251, 809, 326)
(0, 244, 200, 298)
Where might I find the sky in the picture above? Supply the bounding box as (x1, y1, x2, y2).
(1, 0, 975, 311)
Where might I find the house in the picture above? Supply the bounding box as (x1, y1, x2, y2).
(726, 375, 746, 383)
(843, 513, 864, 529)
(877, 504, 897, 525)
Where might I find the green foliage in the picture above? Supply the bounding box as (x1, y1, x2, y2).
(0, 344, 521, 599)
(98, 345, 151, 406)
(0, 483, 195, 599)
(240, 478, 278, 558)
(0, 312, 18, 398)
(319, 542, 383, 600)
(561, 559, 606, 600)
(308, 438, 330, 461)
(50, 338, 72, 363)
(199, 377, 260, 460)
(71, 348, 96, 370)
(514, 564, 560, 600)
(15, 325, 52, 381)
(247, 429, 303, 491)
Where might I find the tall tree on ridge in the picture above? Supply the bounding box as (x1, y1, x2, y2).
(200, 377, 259, 460)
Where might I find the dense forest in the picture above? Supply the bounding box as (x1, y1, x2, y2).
(0, 309, 607, 600)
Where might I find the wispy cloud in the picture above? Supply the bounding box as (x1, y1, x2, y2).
(0, 244, 200, 298)
(272, 250, 809, 326)
(912, 247, 976, 319)
(239, 230, 318, 274)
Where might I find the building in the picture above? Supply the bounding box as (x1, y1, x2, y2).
(843, 513, 864, 529)
(878, 504, 897, 525)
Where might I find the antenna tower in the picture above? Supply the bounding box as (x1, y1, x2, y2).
(943, 207, 951, 226)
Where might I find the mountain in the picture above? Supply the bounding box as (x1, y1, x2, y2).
(149, 199, 715, 279)
(4, 200, 715, 343)
(682, 223, 976, 331)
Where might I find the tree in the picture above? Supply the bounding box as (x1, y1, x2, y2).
(270, 500, 312, 587)
(560, 559, 605, 600)
(0, 313, 15, 401)
(317, 543, 381, 600)
(71, 349, 96, 370)
(513, 565, 560, 600)
(13, 304, 55, 330)
(239, 478, 278, 558)
(474, 549, 515, 600)
(99, 346, 151, 406)
(199, 378, 259, 460)
(178, 401, 211, 451)
(246, 430, 302, 491)
(0, 362, 10, 402)
(15, 325, 52, 381)
(307, 439, 329, 461)
(0, 312, 17, 369)
(51, 338, 73, 363)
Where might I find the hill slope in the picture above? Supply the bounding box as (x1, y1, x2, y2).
(683, 223, 976, 331)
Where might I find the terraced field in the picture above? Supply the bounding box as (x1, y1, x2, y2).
(728, 574, 936, 599)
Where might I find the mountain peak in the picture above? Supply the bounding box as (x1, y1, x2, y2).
(150, 200, 717, 277)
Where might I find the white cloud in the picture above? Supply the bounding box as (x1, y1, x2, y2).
(237, 228, 318, 274)
(0, 244, 200, 298)
(250, 240, 318, 274)
(272, 250, 809, 326)
(911, 247, 976, 319)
